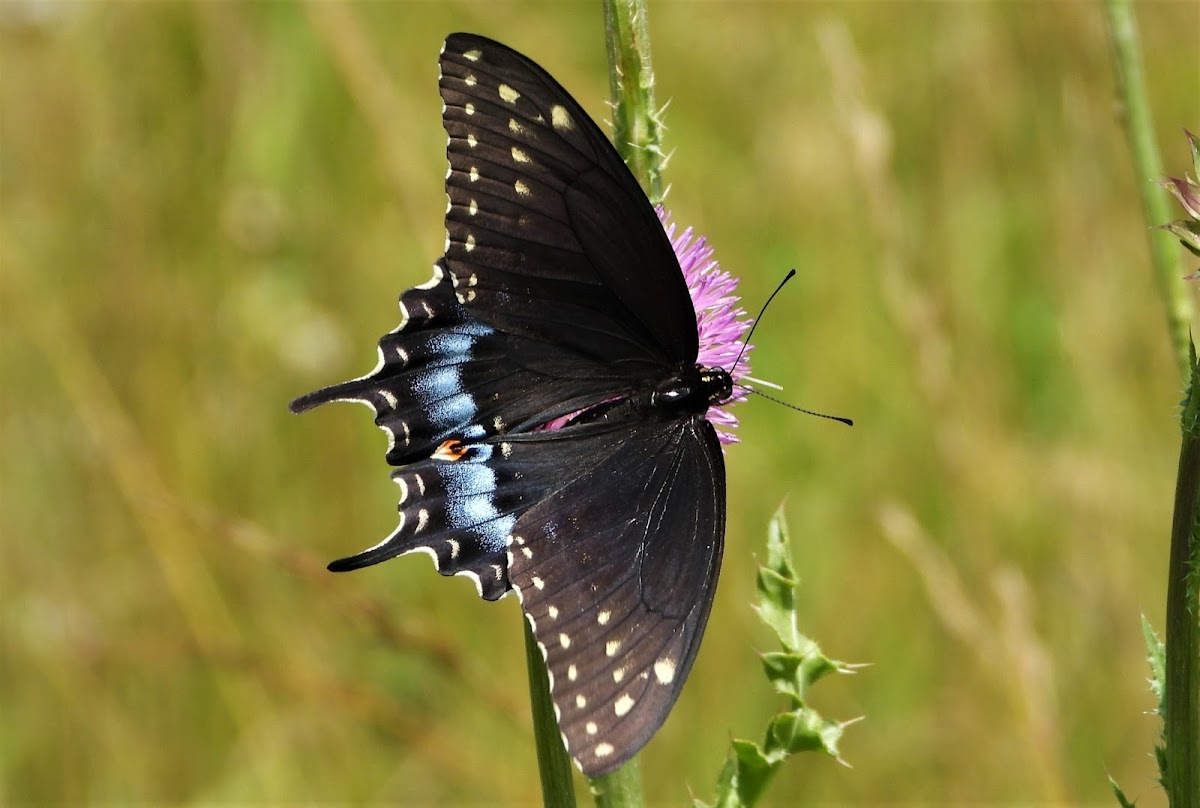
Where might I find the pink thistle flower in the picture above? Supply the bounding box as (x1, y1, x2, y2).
(538, 209, 754, 441)
(658, 207, 753, 444)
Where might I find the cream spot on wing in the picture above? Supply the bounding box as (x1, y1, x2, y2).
(567, 664, 577, 681)
(605, 640, 620, 657)
(597, 610, 610, 625)
(508, 118, 527, 135)
(654, 658, 676, 684)
(612, 667, 625, 683)
(416, 509, 429, 533)
(464, 74, 477, 86)
(469, 166, 479, 183)
(521, 547, 533, 559)
(559, 633, 571, 649)
(511, 146, 530, 163)
(465, 234, 475, 252)
(531, 575, 545, 590)
(551, 104, 573, 130)
(468, 198, 478, 215)
(464, 102, 475, 116)
(575, 694, 586, 709)
(594, 743, 614, 758)
(547, 605, 559, 620)
(614, 694, 635, 717)
(447, 538, 460, 559)
(414, 473, 425, 495)
(498, 84, 520, 104)
(500, 441, 513, 458)
(463, 49, 482, 62)
(585, 721, 598, 735)
(514, 180, 530, 196)
(466, 133, 477, 148)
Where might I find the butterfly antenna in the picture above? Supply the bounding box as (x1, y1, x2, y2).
(731, 269, 853, 427)
(730, 269, 795, 379)
(735, 384, 853, 426)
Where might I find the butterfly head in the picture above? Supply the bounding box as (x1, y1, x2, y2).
(701, 366, 734, 404)
(650, 365, 733, 415)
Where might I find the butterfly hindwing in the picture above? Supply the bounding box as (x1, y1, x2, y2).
(290, 263, 641, 594)
(291, 262, 636, 456)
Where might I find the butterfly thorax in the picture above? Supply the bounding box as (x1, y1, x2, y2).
(650, 364, 733, 415)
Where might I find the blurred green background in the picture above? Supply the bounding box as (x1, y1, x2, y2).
(3, 0, 1198, 804)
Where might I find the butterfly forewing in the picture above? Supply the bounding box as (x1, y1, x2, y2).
(439, 33, 699, 368)
(503, 417, 725, 775)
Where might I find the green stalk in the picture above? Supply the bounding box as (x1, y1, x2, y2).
(1103, 0, 1192, 378)
(582, 1, 666, 804)
(603, 0, 667, 205)
(524, 619, 578, 807)
(1103, 2, 1200, 806)
(527, 5, 669, 803)
(589, 757, 643, 808)
(1165, 350, 1200, 808)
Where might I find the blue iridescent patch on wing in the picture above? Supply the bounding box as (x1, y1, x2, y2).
(437, 444, 516, 553)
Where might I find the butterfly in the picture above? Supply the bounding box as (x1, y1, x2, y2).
(291, 32, 741, 777)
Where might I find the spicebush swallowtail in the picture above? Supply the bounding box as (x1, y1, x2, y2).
(292, 32, 740, 776)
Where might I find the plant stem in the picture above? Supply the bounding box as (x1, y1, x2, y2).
(1103, 3, 1200, 805)
(603, 0, 666, 205)
(1166, 355, 1200, 808)
(1103, 0, 1191, 379)
(524, 618, 578, 807)
(589, 757, 643, 808)
(591, 3, 659, 803)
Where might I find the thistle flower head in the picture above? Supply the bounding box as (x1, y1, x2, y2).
(658, 207, 753, 444)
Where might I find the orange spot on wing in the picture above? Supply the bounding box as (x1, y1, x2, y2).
(432, 439, 468, 461)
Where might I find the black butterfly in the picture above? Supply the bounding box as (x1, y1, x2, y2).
(292, 32, 734, 777)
